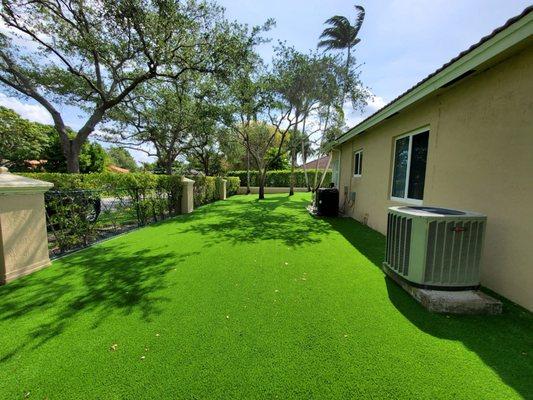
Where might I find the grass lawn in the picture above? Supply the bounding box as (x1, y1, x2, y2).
(0, 193, 531, 399)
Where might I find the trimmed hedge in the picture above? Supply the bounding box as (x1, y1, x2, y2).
(189, 175, 217, 207)
(20, 172, 240, 204)
(226, 177, 240, 196)
(227, 169, 332, 188)
(20, 173, 183, 214)
(189, 176, 241, 206)
(19, 172, 181, 193)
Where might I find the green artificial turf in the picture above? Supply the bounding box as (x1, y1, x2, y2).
(0, 193, 531, 399)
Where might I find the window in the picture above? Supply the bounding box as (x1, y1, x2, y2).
(353, 150, 363, 177)
(391, 130, 429, 202)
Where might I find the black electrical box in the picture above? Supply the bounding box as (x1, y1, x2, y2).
(316, 188, 339, 217)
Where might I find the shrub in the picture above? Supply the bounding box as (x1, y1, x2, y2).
(227, 169, 332, 188)
(18, 172, 235, 256)
(226, 177, 240, 196)
(19, 172, 184, 255)
(190, 175, 217, 207)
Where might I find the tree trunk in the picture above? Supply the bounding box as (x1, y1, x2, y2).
(65, 139, 81, 173)
(258, 169, 266, 200)
(344, 47, 351, 100)
(289, 114, 299, 197)
(312, 156, 320, 192)
(246, 147, 251, 194)
(317, 152, 333, 189)
(204, 155, 209, 176)
(289, 148, 296, 196)
(301, 116, 310, 191)
(302, 150, 310, 191)
(62, 107, 105, 173)
(165, 161, 173, 175)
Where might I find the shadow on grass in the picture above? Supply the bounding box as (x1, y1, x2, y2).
(177, 195, 331, 247)
(324, 215, 533, 399)
(0, 243, 197, 363)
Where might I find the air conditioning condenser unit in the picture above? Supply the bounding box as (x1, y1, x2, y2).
(383, 206, 487, 290)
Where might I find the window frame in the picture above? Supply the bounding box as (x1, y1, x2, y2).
(353, 149, 363, 178)
(390, 126, 429, 205)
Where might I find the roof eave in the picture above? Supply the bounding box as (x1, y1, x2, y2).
(334, 10, 533, 147)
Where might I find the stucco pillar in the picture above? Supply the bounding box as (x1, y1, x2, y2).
(181, 177, 194, 214)
(0, 167, 53, 284)
(218, 178, 227, 200)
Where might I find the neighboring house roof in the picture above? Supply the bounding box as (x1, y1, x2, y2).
(107, 164, 130, 174)
(25, 160, 48, 166)
(299, 155, 330, 170)
(334, 6, 533, 146)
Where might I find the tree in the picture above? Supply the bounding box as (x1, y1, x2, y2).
(102, 79, 198, 175)
(104, 75, 234, 175)
(0, 106, 105, 172)
(318, 5, 366, 74)
(42, 126, 106, 173)
(78, 141, 107, 173)
(107, 147, 137, 171)
(272, 45, 349, 195)
(0, 106, 49, 168)
(265, 147, 290, 170)
(0, 0, 254, 172)
(236, 120, 294, 199)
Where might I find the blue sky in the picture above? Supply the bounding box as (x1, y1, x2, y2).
(0, 0, 530, 163)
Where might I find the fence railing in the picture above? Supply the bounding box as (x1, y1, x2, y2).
(45, 187, 181, 257)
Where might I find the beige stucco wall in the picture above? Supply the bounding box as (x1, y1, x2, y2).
(0, 193, 51, 283)
(334, 46, 533, 310)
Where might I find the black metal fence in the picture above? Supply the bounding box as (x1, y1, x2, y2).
(44, 188, 181, 257)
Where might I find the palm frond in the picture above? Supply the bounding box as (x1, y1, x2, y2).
(319, 5, 366, 51)
(317, 39, 346, 51)
(319, 27, 346, 40)
(352, 5, 366, 37)
(323, 15, 351, 28)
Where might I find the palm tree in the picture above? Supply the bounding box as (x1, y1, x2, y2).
(318, 5, 366, 73)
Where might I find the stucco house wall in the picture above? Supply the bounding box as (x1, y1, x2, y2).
(334, 46, 533, 310)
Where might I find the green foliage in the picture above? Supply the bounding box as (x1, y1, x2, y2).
(107, 147, 138, 171)
(0, 107, 107, 173)
(318, 7, 366, 52)
(79, 142, 107, 173)
(22, 133, 107, 173)
(19, 172, 180, 194)
(265, 147, 290, 170)
(21, 172, 184, 254)
(226, 177, 240, 196)
(190, 175, 218, 207)
(1, 0, 266, 172)
(43, 130, 107, 173)
(227, 170, 332, 188)
(0, 106, 50, 168)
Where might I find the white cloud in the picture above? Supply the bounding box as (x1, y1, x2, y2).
(366, 94, 387, 112)
(344, 92, 388, 129)
(0, 93, 53, 124)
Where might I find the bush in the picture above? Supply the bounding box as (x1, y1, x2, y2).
(21, 171, 177, 190)
(227, 169, 332, 188)
(18, 172, 235, 256)
(20, 173, 183, 254)
(226, 177, 240, 196)
(190, 175, 217, 207)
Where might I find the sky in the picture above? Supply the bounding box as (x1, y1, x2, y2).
(0, 0, 530, 164)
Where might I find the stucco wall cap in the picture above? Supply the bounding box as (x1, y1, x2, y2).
(181, 176, 194, 185)
(0, 168, 54, 194)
